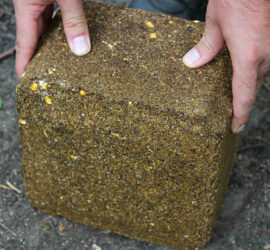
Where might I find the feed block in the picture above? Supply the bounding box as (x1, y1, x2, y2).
(16, 2, 239, 249)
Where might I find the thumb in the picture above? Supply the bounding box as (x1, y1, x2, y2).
(58, 0, 90, 56)
(183, 18, 224, 68)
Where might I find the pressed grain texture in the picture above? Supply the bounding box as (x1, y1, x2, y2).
(16, 2, 239, 249)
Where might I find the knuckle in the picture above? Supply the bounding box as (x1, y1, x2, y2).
(15, 39, 36, 54)
(64, 16, 86, 30)
(201, 35, 215, 52)
(241, 95, 256, 107)
(245, 46, 260, 65)
(244, 78, 256, 89)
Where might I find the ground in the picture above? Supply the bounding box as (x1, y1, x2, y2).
(0, 0, 270, 249)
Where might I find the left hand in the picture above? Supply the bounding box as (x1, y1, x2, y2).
(13, 0, 91, 78)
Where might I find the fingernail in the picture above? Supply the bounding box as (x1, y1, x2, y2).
(182, 48, 200, 67)
(71, 35, 90, 56)
(234, 124, 246, 134)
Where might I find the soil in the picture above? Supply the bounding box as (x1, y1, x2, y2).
(0, 0, 270, 249)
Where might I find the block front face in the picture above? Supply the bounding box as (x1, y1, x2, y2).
(16, 2, 238, 249)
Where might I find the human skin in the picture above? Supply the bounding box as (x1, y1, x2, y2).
(13, 0, 91, 79)
(183, 0, 270, 133)
(13, 0, 270, 133)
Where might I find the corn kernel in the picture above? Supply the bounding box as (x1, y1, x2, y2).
(146, 21, 154, 28)
(30, 83, 38, 91)
(169, 20, 174, 24)
(150, 222, 155, 226)
(112, 132, 120, 137)
(41, 83, 48, 89)
(18, 118, 26, 125)
(123, 58, 128, 61)
(80, 90, 86, 96)
(45, 96, 52, 104)
(39, 80, 48, 89)
(70, 155, 78, 160)
(150, 33, 157, 39)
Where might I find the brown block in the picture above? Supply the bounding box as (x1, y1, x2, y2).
(16, 2, 239, 249)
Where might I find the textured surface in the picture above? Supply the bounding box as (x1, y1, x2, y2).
(16, 2, 239, 249)
(1, 0, 270, 250)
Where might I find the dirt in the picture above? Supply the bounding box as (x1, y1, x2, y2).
(0, 0, 269, 249)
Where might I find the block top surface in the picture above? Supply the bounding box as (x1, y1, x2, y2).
(18, 2, 233, 131)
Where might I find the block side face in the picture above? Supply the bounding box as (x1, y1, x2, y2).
(19, 90, 233, 249)
(212, 130, 240, 224)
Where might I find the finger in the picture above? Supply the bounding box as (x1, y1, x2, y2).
(57, 0, 90, 56)
(231, 62, 259, 133)
(183, 16, 224, 68)
(13, 1, 46, 78)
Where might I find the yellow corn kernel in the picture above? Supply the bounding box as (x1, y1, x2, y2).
(150, 33, 157, 39)
(30, 83, 38, 91)
(45, 96, 52, 104)
(146, 21, 154, 28)
(80, 90, 86, 96)
(18, 118, 26, 125)
(111, 132, 120, 137)
(169, 20, 174, 24)
(70, 155, 78, 160)
(39, 80, 48, 89)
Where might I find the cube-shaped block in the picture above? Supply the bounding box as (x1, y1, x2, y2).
(16, 2, 239, 249)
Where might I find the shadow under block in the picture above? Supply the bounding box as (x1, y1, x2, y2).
(16, 2, 239, 249)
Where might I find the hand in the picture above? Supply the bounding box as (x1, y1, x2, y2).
(183, 0, 270, 133)
(13, 0, 91, 78)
